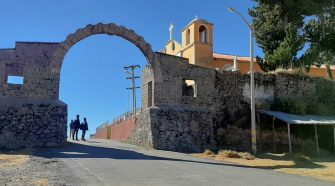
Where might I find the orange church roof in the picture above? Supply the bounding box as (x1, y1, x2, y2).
(213, 53, 255, 63)
(213, 53, 335, 69)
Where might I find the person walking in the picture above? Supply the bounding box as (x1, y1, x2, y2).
(69, 120, 74, 139)
(73, 115, 80, 141)
(81, 118, 89, 141)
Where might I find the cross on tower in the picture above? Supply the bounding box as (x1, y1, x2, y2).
(169, 22, 174, 41)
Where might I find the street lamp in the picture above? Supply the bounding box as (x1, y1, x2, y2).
(228, 6, 257, 155)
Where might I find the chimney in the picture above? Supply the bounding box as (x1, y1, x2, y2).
(233, 56, 239, 71)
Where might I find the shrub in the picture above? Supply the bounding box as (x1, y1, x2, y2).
(203, 149, 214, 156)
(217, 150, 255, 160)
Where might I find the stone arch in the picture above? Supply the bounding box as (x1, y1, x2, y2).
(50, 23, 160, 99)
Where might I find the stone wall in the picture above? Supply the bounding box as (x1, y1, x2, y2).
(128, 108, 153, 147)
(0, 98, 67, 149)
(0, 42, 60, 99)
(153, 53, 217, 110)
(141, 61, 335, 152)
(150, 106, 216, 152)
(141, 66, 154, 109)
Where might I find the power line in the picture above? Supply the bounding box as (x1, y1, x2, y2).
(124, 65, 141, 117)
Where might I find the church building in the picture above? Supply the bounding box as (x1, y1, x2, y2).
(162, 17, 335, 79)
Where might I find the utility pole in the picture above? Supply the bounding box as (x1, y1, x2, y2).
(228, 6, 257, 155)
(124, 65, 141, 117)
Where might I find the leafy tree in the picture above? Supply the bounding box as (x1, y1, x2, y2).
(250, 0, 335, 79)
(302, 6, 335, 80)
(249, 0, 305, 71)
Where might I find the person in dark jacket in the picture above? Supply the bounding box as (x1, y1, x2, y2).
(73, 115, 80, 141)
(81, 118, 89, 141)
(69, 120, 74, 139)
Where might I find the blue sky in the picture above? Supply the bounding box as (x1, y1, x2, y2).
(0, 0, 262, 136)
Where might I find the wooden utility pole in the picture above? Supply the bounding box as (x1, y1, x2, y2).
(124, 65, 140, 117)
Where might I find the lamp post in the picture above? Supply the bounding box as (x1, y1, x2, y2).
(228, 6, 257, 155)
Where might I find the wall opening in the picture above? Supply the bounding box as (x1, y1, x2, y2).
(5, 63, 25, 85)
(171, 42, 175, 51)
(186, 29, 190, 45)
(199, 25, 207, 43)
(7, 76, 24, 85)
(182, 79, 197, 97)
(148, 81, 153, 107)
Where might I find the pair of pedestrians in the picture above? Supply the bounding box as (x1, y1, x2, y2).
(69, 115, 89, 141)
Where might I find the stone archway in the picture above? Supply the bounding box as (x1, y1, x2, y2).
(50, 23, 158, 99)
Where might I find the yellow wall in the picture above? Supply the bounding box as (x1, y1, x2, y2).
(213, 58, 263, 73)
(165, 40, 182, 56)
(195, 43, 212, 67)
(308, 67, 335, 79)
(163, 18, 334, 80)
(178, 20, 214, 66)
(182, 45, 194, 64)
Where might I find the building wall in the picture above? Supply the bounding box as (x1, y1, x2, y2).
(212, 58, 263, 73)
(131, 53, 335, 152)
(181, 45, 194, 65)
(195, 43, 213, 67)
(308, 67, 335, 79)
(0, 42, 60, 99)
(141, 66, 154, 109)
(153, 53, 217, 110)
(165, 40, 182, 56)
(110, 118, 136, 141)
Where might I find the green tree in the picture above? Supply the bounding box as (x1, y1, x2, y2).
(250, 0, 335, 79)
(249, 0, 305, 71)
(302, 7, 335, 80)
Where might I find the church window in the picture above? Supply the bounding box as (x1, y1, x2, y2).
(171, 42, 175, 51)
(199, 25, 207, 43)
(186, 29, 190, 45)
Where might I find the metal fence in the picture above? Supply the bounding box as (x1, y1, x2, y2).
(96, 108, 141, 130)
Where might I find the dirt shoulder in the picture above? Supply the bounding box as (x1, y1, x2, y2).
(0, 149, 75, 186)
(193, 150, 335, 183)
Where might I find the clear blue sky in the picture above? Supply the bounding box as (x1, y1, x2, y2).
(0, 0, 263, 136)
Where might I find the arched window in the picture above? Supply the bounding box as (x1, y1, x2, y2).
(186, 29, 190, 45)
(199, 25, 207, 43)
(171, 42, 175, 51)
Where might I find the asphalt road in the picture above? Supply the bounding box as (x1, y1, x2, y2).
(37, 139, 334, 186)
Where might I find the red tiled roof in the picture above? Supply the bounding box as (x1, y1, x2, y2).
(213, 53, 335, 69)
(213, 53, 253, 62)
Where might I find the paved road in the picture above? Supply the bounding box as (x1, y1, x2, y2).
(37, 139, 333, 186)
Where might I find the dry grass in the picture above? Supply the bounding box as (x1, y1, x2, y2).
(272, 68, 309, 78)
(277, 161, 335, 182)
(216, 150, 255, 160)
(33, 179, 49, 186)
(0, 154, 29, 169)
(193, 149, 215, 158)
(193, 150, 335, 182)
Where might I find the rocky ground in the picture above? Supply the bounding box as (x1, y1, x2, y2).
(0, 149, 75, 186)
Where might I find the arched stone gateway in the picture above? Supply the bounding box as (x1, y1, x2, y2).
(0, 22, 221, 152)
(50, 23, 159, 99)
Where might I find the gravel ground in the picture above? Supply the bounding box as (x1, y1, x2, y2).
(0, 149, 76, 186)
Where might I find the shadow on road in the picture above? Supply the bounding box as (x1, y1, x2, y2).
(30, 141, 256, 169)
